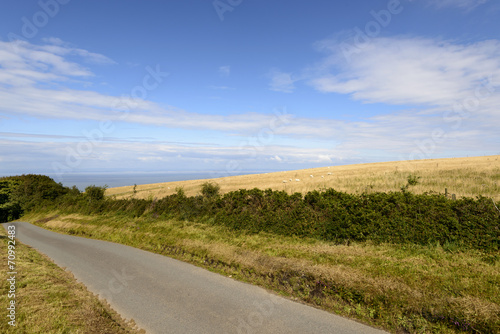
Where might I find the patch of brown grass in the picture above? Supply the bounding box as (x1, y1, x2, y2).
(45, 220, 82, 230)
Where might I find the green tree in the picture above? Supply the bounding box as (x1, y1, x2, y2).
(201, 182, 220, 199)
(85, 185, 107, 203)
(0, 179, 22, 222)
(0, 174, 70, 222)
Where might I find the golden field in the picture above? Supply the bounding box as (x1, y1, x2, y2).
(107, 155, 500, 201)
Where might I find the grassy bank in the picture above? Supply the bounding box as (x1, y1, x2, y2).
(107, 155, 500, 201)
(23, 211, 500, 334)
(0, 224, 144, 334)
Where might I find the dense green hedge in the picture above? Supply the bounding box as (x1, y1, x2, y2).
(53, 186, 500, 252)
(2, 174, 499, 252)
(210, 188, 500, 251)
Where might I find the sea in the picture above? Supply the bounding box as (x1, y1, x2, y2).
(50, 171, 263, 191)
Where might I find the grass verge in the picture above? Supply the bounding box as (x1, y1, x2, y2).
(0, 222, 144, 334)
(23, 211, 500, 334)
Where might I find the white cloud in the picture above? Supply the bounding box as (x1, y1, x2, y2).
(208, 85, 235, 90)
(0, 137, 352, 176)
(0, 40, 287, 134)
(0, 39, 104, 88)
(308, 37, 500, 110)
(279, 32, 500, 159)
(268, 68, 296, 93)
(421, 0, 490, 10)
(40, 37, 116, 65)
(219, 65, 230, 76)
(315, 155, 333, 163)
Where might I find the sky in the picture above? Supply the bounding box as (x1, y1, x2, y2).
(0, 0, 499, 185)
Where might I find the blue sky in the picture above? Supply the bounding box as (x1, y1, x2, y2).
(1, 0, 499, 184)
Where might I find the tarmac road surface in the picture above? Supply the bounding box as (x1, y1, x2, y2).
(4, 221, 388, 334)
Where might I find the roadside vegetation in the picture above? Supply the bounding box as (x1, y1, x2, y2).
(22, 210, 499, 334)
(40, 178, 499, 253)
(1, 158, 499, 333)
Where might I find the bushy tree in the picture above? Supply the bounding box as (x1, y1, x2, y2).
(85, 185, 107, 203)
(0, 178, 22, 222)
(0, 174, 71, 222)
(201, 182, 220, 199)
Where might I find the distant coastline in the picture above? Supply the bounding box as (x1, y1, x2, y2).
(45, 171, 264, 191)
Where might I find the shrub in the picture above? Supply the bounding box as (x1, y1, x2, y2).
(201, 182, 220, 199)
(407, 174, 421, 186)
(175, 187, 185, 198)
(85, 185, 107, 203)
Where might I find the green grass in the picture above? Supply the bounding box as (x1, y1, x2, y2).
(0, 223, 144, 334)
(23, 211, 500, 334)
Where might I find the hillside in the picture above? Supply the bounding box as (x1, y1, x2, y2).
(14, 155, 500, 333)
(107, 155, 500, 201)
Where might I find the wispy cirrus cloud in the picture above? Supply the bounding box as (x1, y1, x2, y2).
(421, 0, 490, 10)
(308, 36, 500, 110)
(0, 39, 117, 93)
(268, 68, 297, 93)
(208, 85, 235, 90)
(219, 65, 230, 76)
(0, 40, 288, 134)
(39, 37, 116, 65)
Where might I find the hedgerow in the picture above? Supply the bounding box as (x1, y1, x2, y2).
(208, 189, 499, 251)
(55, 187, 500, 252)
(3, 174, 499, 252)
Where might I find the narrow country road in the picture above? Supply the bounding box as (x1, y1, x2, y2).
(4, 222, 388, 334)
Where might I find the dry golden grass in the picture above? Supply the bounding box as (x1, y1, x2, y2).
(45, 219, 81, 230)
(107, 155, 500, 201)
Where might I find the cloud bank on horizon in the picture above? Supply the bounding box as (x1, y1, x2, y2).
(0, 0, 499, 183)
